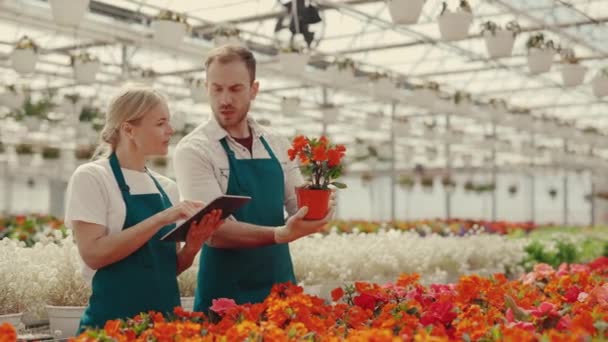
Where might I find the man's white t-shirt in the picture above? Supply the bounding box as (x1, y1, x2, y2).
(64, 158, 180, 284)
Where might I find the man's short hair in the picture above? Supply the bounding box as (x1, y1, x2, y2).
(205, 45, 256, 83)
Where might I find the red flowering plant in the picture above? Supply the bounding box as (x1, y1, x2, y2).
(288, 135, 347, 220)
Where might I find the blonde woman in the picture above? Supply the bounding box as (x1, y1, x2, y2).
(64, 85, 223, 332)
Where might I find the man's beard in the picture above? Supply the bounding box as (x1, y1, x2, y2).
(214, 102, 250, 129)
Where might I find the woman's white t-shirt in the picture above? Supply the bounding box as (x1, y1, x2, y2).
(64, 158, 180, 284)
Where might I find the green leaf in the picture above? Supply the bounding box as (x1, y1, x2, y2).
(331, 182, 347, 189)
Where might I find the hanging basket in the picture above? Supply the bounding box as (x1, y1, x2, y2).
(11, 49, 37, 74)
(412, 89, 438, 108)
(527, 48, 554, 74)
(152, 20, 188, 47)
(49, 0, 89, 27)
(325, 64, 355, 88)
(278, 52, 310, 75)
(592, 74, 608, 98)
(73, 60, 100, 84)
(387, 0, 425, 25)
(370, 78, 395, 99)
(560, 64, 587, 87)
(483, 30, 515, 58)
(438, 11, 473, 41)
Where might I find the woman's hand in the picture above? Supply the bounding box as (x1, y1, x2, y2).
(160, 200, 204, 225)
(183, 209, 224, 253)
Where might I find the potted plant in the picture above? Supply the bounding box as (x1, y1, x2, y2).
(369, 72, 394, 99)
(526, 33, 557, 74)
(441, 175, 456, 193)
(508, 184, 518, 196)
(387, 0, 426, 25)
(557, 48, 586, 87)
(548, 187, 558, 200)
(11, 95, 55, 131)
(152, 10, 189, 47)
(420, 175, 434, 192)
(326, 58, 356, 87)
(453, 91, 472, 115)
(591, 67, 608, 98)
(281, 96, 301, 117)
(437, 0, 473, 41)
(320, 103, 339, 125)
(0, 85, 25, 110)
(49, 0, 89, 27)
(413, 81, 440, 107)
(71, 52, 100, 84)
(213, 26, 242, 47)
(15, 143, 34, 168)
(187, 78, 207, 103)
(11, 36, 39, 74)
(278, 45, 310, 75)
(464, 179, 475, 192)
(288, 135, 347, 220)
(481, 20, 520, 58)
(61, 93, 85, 121)
(488, 98, 508, 119)
(398, 174, 415, 190)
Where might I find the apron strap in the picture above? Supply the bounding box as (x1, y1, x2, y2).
(219, 136, 279, 162)
(109, 153, 131, 201)
(146, 169, 173, 207)
(259, 136, 279, 161)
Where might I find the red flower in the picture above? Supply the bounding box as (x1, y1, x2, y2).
(331, 287, 344, 302)
(529, 302, 559, 318)
(564, 286, 582, 303)
(353, 293, 376, 310)
(557, 315, 572, 331)
(288, 148, 297, 161)
(0, 323, 16, 342)
(292, 135, 309, 151)
(420, 301, 457, 326)
(319, 136, 329, 146)
(210, 298, 238, 315)
(312, 145, 327, 162)
(588, 256, 608, 271)
(299, 153, 310, 165)
(327, 147, 345, 167)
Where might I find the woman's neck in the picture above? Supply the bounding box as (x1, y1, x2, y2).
(114, 144, 146, 172)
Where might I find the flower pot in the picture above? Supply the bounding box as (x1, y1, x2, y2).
(438, 11, 473, 41)
(560, 64, 587, 87)
(152, 20, 188, 47)
(387, 0, 425, 25)
(295, 187, 331, 220)
(50, 0, 89, 27)
(483, 30, 515, 58)
(181, 297, 194, 311)
(46, 305, 85, 340)
(11, 49, 37, 74)
(527, 48, 554, 74)
(278, 52, 310, 75)
(73, 60, 100, 84)
(591, 75, 608, 98)
(0, 312, 22, 329)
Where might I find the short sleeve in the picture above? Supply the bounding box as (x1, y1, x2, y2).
(64, 167, 109, 229)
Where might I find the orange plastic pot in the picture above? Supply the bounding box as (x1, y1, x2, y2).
(295, 187, 331, 220)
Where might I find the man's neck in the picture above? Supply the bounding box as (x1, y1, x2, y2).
(224, 119, 250, 139)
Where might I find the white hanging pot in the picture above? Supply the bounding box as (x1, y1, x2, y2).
(49, 0, 89, 27)
(0, 312, 22, 329)
(190, 84, 207, 103)
(412, 89, 437, 108)
(438, 11, 473, 41)
(152, 20, 188, 47)
(325, 65, 355, 88)
(387, 0, 425, 25)
(560, 64, 587, 87)
(370, 78, 394, 99)
(46, 305, 86, 340)
(483, 29, 515, 58)
(73, 60, 100, 84)
(592, 74, 608, 98)
(281, 97, 300, 117)
(527, 48, 554, 74)
(321, 106, 339, 124)
(11, 49, 38, 74)
(278, 52, 310, 75)
(0, 91, 25, 109)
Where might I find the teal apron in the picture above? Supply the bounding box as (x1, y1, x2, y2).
(194, 136, 296, 313)
(78, 153, 180, 332)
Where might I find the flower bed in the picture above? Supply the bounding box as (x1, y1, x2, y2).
(37, 259, 607, 341)
(0, 214, 67, 246)
(327, 219, 537, 235)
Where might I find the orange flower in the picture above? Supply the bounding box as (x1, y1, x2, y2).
(0, 323, 16, 342)
(288, 148, 297, 161)
(331, 287, 344, 302)
(312, 145, 327, 162)
(299, 153, 310, 165)
(292, 135, 309, 151)
(327, 147, 345, 167)
(319, 136, 329, 146)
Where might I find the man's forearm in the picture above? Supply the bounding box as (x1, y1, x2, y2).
(207, 220, 278, 248)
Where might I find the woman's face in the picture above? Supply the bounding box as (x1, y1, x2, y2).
(127, 102, 174, 156)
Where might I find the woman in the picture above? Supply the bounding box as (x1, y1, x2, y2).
(64, 85, 223, 332)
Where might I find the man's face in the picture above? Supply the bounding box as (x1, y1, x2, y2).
(206, 60, 259, 129)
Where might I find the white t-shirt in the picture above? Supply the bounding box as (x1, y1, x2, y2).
(64, 158, 180, 284)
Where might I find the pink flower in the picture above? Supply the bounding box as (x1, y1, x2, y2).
(533, 263, 555, 278)
(530, 302, 559, 318)
(590, 284, 608, 308)
(430, 283, 455, 296)
(570, 264, 590, 274)
(564, 286, 582, 303)
(557, 315, 572, 331)
(578, 292, 589, 303)
(210, 298, 237, 315)
(509, 321, 536, 331)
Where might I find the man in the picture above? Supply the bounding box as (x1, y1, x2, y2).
(173, 45, 333, 313)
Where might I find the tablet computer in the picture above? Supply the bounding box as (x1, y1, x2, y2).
(160, 195, 251, 242)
